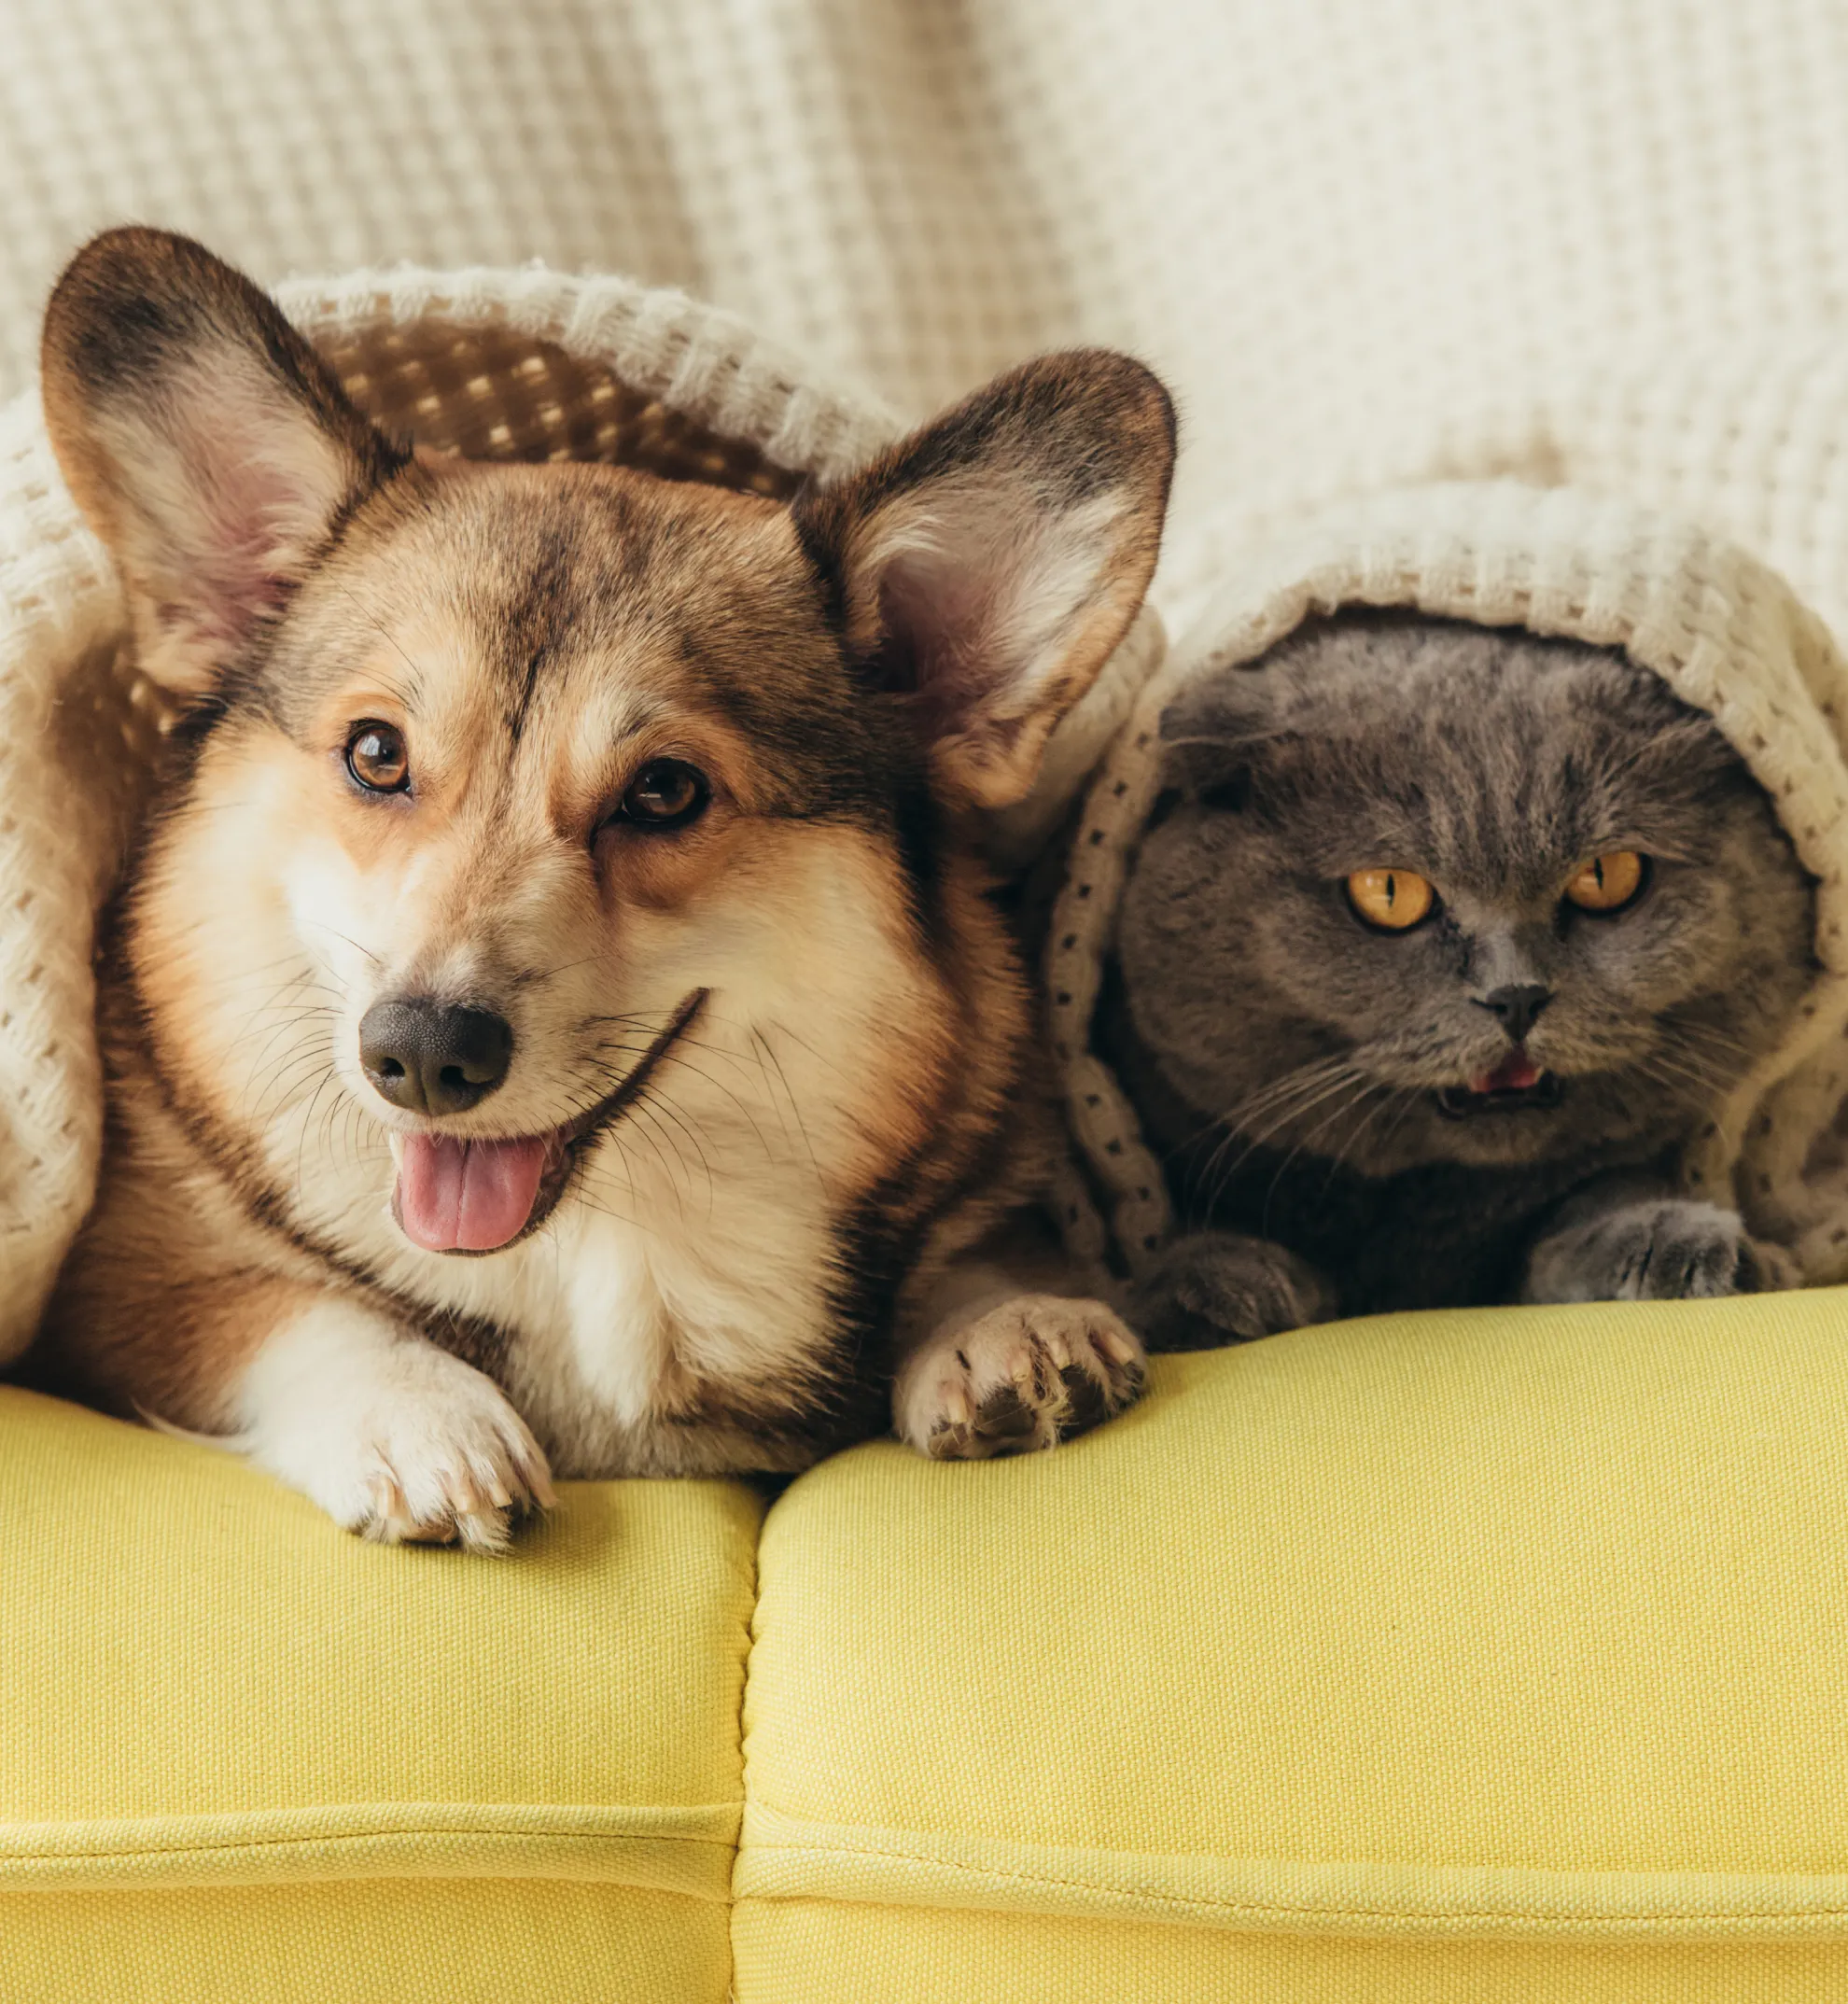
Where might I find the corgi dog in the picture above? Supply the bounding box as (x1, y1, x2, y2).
(35, 230, 1175, 1548)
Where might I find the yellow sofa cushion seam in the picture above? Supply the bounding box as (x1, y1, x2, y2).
(733, 1804, 1848, 1943)
(0, 1801, 741, 1898)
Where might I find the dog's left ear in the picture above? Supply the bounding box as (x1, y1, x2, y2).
(41, 227, 406, 697)
(793, 352, 1175, 809)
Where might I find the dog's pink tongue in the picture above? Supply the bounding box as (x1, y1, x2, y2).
(397, 1135, 548, 1253)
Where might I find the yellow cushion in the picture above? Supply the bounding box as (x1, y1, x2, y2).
(736, 1292, 1848, 2002)
(0, 1387, 762, 2004)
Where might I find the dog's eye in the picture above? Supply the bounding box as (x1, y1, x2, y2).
(1563, 850, 1646, 913)
(345, 722, 410, 793)
(615, 760, 709, 830)
(1346, 867, 1435, 931)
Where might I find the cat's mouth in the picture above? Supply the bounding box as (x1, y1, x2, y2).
(1435, 1050, 1563, 1119)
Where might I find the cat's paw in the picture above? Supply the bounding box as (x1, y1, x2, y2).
(1132, 1231, 1338, 1351)
(1523, 1198, 1763, 1304)
(896, 1295, 1146, 1460)
(242, 1308, 555, 1552)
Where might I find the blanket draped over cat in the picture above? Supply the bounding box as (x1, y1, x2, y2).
(1043, 481, 1848, 1293)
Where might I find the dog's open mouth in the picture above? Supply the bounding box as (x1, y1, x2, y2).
(389, 989, 707, 1254)
(1435, 1050, 1563, 1119)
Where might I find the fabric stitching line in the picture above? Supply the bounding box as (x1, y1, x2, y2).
(2, 1827, 740, 1861)
(1, 1800, 745, 1856)
(726, 1500, 767, 1993)
(741, 1836, 1848, 1930)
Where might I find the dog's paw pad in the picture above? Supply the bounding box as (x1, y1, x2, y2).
(357, 1401, 554, 1551)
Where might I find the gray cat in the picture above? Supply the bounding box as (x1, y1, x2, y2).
(1105, 613, 1816, 1348)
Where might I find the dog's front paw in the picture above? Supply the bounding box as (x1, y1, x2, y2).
(896, 1294, 1146, 1460)
(347, 1359, 555, 1553)
(1523, 1198, 1762, 1304)
(1133, 1231, 1337, 1351)
(243, 1309, 555, 1552)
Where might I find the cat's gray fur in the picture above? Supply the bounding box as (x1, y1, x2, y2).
(1105, 614, 1816, 1345)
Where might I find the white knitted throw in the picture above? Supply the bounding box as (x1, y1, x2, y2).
(13, 1, 1848, 657)
(1049, 483, 1848, 1293)
(12, 0, 1848, 1336)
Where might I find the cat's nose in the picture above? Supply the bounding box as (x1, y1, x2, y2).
(1475, 983, 1552, 1043)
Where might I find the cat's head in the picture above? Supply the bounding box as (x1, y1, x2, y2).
(1114, 614, 1816, 1175)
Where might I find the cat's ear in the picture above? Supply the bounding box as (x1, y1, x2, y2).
(41, 227, 406, 698)
(1158, 673, 1283, 806)
(792, 351, 1174, 809)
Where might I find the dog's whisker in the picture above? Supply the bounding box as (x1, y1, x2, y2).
(301, 919, 381, 968)
(293, 1063, 348, 1187)
(514, 954, 601, 992)
(753, 1026, 828, 1195)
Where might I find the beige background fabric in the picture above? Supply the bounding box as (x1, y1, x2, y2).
(10, 1, 1848, 635)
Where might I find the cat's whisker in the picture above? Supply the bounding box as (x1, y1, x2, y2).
(1171, 1061, 1359, 1191)
(1323, 1083, 1419, 1184)
(1631, 1051, 1733, 1108)
(1371, 1085, 1430, 1157)
(1191, 1066, 1361, 1183)
(1197, 1066, 1373, 1216)
(1291, 1078, 1392, 1162)
(1661, 1024, 1758, 1076)
(1165, 1056, 1358, 1164)
(1640, 1034, 1740, 1086)
(1257, 1077, 1387, 1233)
(1224, 1058, 1364, 1128)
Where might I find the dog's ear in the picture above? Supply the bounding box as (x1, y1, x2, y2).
(41, 227, 406, 696)
(793, 352, 1174, 809)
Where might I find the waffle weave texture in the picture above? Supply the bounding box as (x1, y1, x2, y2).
(12, 2, 1848, 641)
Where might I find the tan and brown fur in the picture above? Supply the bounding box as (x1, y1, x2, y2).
(34, 230, 1175, 1546)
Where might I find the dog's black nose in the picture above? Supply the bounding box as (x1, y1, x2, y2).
(1475, 983, 1552, 1043)
(359, 1000, 513, 1116)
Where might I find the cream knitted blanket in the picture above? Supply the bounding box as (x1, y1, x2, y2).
(10, 1, 1848, 641)
(9, 0, 1848, 1342)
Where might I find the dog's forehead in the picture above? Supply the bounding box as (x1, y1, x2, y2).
(261, 456, 898, 816)
(276, 461, 838, 715)
(396, 462, 819, 682)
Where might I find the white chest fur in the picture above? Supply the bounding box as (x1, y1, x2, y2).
(288, 1107, 842, 1473)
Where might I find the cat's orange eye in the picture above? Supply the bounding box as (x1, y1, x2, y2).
(1563, 850, 1645, 913)
(1345, 868, 1435, 931)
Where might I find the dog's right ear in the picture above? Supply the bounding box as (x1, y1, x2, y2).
(41, 228, 405, 697)
(792, 351, 1174, 811)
